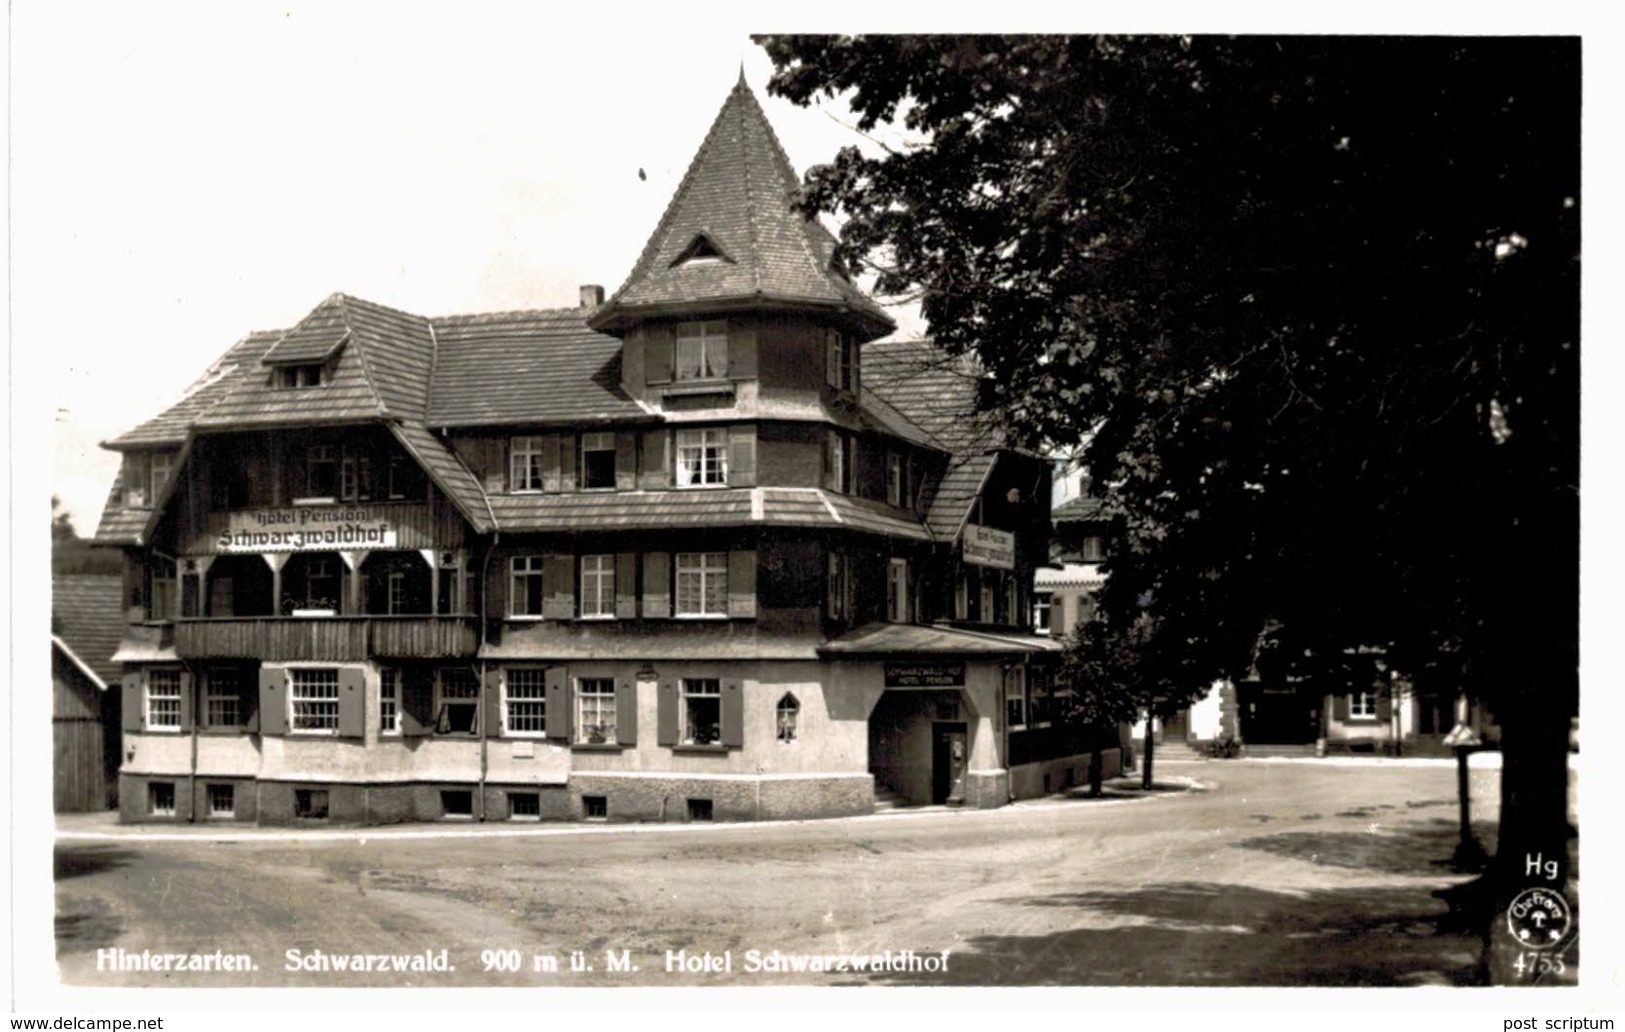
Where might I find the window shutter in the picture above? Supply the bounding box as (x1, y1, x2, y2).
(822, 431, 838, 491)
(728, 550, 757, 619)
(615, 432, 638, 491)
(542, 554, 575, 620)
(851, 343, 862, 397)
(557, 435, 577, 492)
(241, 671, 260, 734)
(541, 434, 564, 493)
(639, 430, 671, 489)
(1375, 689, 1394, 722)
(721, 679, 744, 748)
(1333, 693, 1351, 721)
(258, 668, 287, 736)
(484, 669, 504, 738)
(178, 671, 196, 732)
(728, 425, 757, 487)
(401, 668, 434, 737)
(827, 552, 841, 620)
(121, 672, 143, 732)
(647, 324, 675, 384)
(545, 667, 571, 742)
(337, 667, 365, 738)
(484, 438, 506, 494)
(657, 679, 678, 745)
(727, 325, 757, 379)
(825, 332, 840, 389)
(642, 552, 671, 618)
(615, 678, 637, 746)
(615, 552, 638, 618)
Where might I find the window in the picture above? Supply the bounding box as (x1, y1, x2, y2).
(1007, 577, 1020, 627)
(681, 678, 722, 745)
(676, 429, 728, 487)
(1079, 536, 1107, 563)
(301, 445, 339, 501)
(825, 329, 854, 392)
(1030, 667, 1053, 727)
(826, 552, 846, 620)
(379, 667, 401, 735)
(297, 558, 340, 614)
(207, 783, 235, 818)
(576, 678, 617, 745)
(675, 320, 728, 380)
(510, 556, 545, 617)
(1005, 665, 1027, 729)
(580, 432, 616, 490)
(824, 430, 850, 494)
(687, 797, 714, 822)
(340, 452, 373, 502)
(886, 451, 902, 506)
(1033, 593, 1053, 636)
(440, 790, 473, 818)
(510, 436, 545, 492)
(675, 552, 728, 617)
(510, 792, 541, 820)
(980, 576, 995, 625)
(955, 576, 969, 621)
(387, 453, 424, 500)
(149, 782, 176, 817)
(386, 571, 408, 615)
(583, 795, 609, 819)
(886, 558, 910, 623)
(295, 788, 330, 820)
(148, 559, 177, 621)
(580, 555, 615, 619)
(503, 668, 547, 736)
(289, 668, 341, 734)
(150, 452, 173, 503)
(437, 668, 480, 734)
(1349, 691, 1378, 720)
(124, 454, 150, 508)
(146, 670, 182, 731)
(777, 693, 799, 743)
(276, 364, 324, 389)
(205, 668, 242, 727)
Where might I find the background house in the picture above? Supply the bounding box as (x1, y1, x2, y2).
(52, 574, 124, 811)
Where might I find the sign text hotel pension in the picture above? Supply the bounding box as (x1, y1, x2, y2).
(961, 523, 1015, 570)
(218, 507, 397, 553)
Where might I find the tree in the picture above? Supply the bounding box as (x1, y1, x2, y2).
(52, 495, 122, 575)
(760, 34, 1578, 983)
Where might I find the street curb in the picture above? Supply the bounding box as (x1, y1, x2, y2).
(54, 776, 1208, 847)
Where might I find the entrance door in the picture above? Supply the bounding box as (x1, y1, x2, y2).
(932, 723, 968, 805)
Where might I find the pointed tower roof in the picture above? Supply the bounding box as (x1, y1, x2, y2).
(589, 77, 894, 340)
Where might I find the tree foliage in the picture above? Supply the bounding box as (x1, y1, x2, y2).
(762, 35, 1578, 976)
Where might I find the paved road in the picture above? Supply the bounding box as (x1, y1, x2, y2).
(56, 759, 1513, 987)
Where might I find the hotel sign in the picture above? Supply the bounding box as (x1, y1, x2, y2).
(885, 662, 965, 688)
(962, 523, 1015, 570)
(215, 507, 397, 553)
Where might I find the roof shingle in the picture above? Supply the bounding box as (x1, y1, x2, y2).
(52, 574, 125, 685)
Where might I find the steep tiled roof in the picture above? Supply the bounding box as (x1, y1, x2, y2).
(863, 338, 1007, 541)
(589, 75, 893, 339)
(387, 423, 495, 534)
(91, 478, 146, 546)
(1053, 495, 1108, 523)
(427, 309, 646, 427)
(52, 574, 124, 685)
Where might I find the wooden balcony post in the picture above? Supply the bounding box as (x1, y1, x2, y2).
(341, 551, 369, 616)
(421, 549, 440, 616)
(262, 553, 288, 615)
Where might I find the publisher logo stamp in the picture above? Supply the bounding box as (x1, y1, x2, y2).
(1506, 887, 1571, 949)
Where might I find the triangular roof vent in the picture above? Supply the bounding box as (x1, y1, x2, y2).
(670, 232, 734, 267)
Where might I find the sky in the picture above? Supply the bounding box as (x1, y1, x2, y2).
(18, 6, 926, 535)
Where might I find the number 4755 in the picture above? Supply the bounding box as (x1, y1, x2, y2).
(1514, 953, 1567, 976)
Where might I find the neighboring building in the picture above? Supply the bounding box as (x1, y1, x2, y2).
(93, 76, 1118, 825)
(52, 574, 124, 811)
(1033, 493, 1108, 641)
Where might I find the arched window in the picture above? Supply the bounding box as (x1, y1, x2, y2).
(776, 693, 800, 743)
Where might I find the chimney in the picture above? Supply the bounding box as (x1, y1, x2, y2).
(579, 284, 605, 309)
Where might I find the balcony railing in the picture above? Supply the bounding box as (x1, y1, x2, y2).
(174, 616, 478, 661)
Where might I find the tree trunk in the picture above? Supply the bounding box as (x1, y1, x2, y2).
(1088, 744, 1103, 797)
(1483, 694, 1575, 984)
(1142, 705, 1156, 790)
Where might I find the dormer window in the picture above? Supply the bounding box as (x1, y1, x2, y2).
(671, 233, 732, 267)
(276, 364, 325, 389)
(675, 320, 728, 381)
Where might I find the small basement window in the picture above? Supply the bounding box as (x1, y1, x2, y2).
(509, 793, 541, 821)
(295, 788, 330, 820)
(687, 798, 714, 823)
(149, 782, 176, 817)
(583, 795, 608, 820)
(440, 790, 474, 819)
(207, 783, 235, 818)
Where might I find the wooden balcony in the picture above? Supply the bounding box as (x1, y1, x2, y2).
(174, 616, 478, 661)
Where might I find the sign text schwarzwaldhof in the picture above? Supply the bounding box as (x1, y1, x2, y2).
(217, 507, 397, 553)
(961, 523, 1015, 570)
